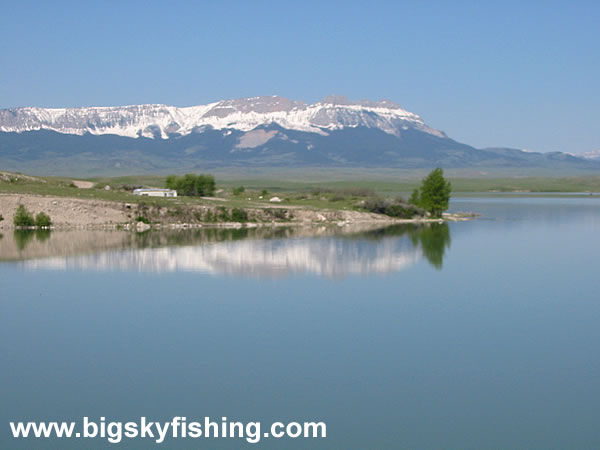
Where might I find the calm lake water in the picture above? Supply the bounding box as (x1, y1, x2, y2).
(1, 196, 599, 448)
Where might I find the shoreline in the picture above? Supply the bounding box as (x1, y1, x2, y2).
(0, 193, 474, 231)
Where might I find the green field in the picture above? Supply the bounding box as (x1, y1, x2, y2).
(89, 172, 600, 195)
(2, 171, 600, 202)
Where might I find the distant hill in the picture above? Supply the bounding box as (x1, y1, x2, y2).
(1, 96, 598, 175)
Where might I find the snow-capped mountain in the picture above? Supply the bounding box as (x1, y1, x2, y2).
(1, 95, 598, 175)
(0, 95, 444, 139)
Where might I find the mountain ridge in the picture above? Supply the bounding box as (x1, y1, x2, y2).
(1, 95, 598, 175)
(0, 95, 444, 139)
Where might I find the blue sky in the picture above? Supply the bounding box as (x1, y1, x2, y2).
(1, 0, 598, 153)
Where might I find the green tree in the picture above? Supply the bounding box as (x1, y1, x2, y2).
(35, 211, 52, 228)
(417, 168, 451, 217)
(165, 174, 216, 197)
(195, 175, 216, 196)
(165, 174, 178, 190)
(13, 205, 35, 227)
(409, 188, 420, 206)
(179, 174, 198, 196)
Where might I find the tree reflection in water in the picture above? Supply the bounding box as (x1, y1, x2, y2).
(412, 223, 451, 269)
(13, 229, 53, 251)
(351, 223, 451, 269)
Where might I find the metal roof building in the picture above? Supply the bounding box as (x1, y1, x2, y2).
(133, 188, 177, 198)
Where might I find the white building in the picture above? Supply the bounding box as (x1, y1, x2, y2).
(133, 188, 177, 198)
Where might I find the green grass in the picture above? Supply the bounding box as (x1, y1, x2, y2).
(2, 171, 600, 215)
(0, 176, 137, 202)
(85, 173, 600, 194)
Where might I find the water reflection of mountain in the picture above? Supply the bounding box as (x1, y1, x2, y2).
(11, 224, 451, 278)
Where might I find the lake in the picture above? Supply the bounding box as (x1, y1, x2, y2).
(1, 196, 599, 448)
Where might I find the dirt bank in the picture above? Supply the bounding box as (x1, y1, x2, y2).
(0, 194, 128, 228)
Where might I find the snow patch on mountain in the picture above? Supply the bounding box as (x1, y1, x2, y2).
(0, 95, 445, 139)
